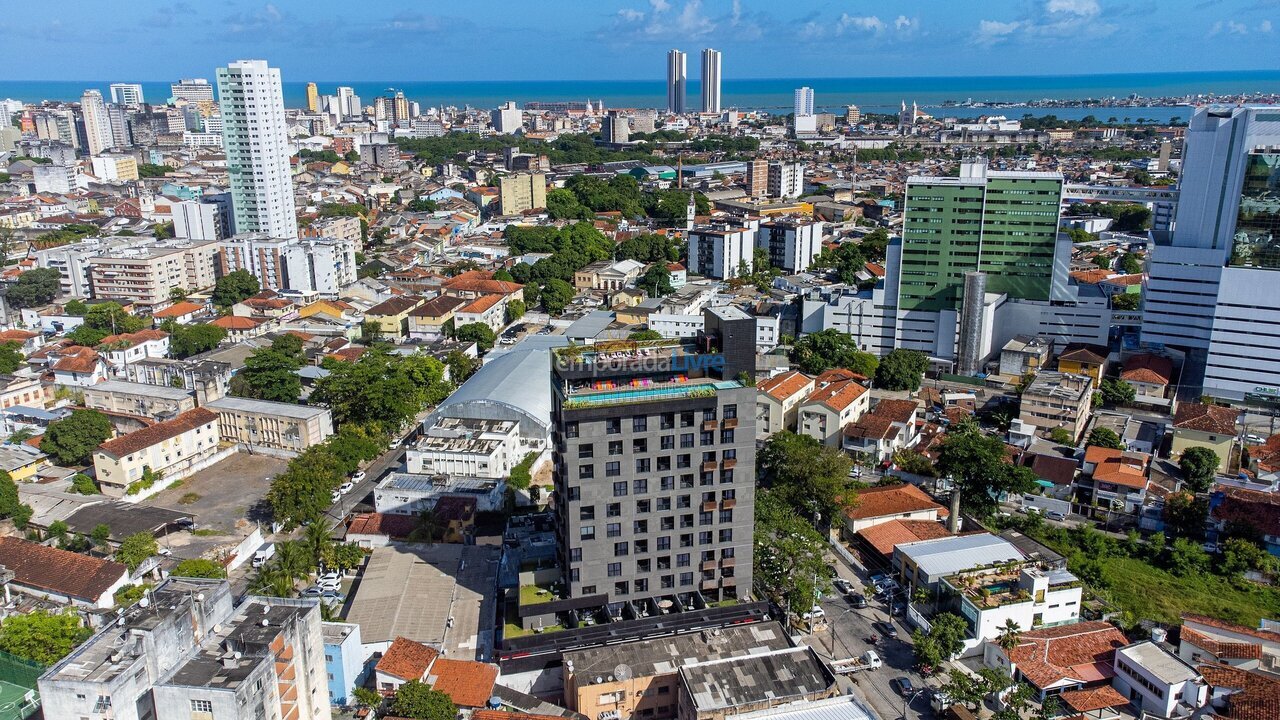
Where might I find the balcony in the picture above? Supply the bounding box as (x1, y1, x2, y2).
(721, 498, 736, 509)
(720, 557, 735, 568)
(722, 418, 738, 429)
(701, 560, 717, 571)
(702, 501, 717, 512)
(701, 578, 719, 591)
(702, 420, 718, 432)
(722, 458, 737, 470)
(701, 461, 718, 473)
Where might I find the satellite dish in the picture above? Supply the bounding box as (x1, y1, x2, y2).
(614, 663, 633, 682)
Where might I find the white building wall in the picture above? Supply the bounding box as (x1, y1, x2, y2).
(216, 60, 298, 239)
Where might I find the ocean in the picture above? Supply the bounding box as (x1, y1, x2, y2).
(5, 70, 1280, 123)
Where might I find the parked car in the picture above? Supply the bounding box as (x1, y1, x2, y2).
(351, 471, 366, 483)
(1020, 505, 1042, 515)
(301, 587, 323, 597)
(801, 606, 825, 621)
(1046, 510, 1067, 522)
(338, 481, 354, 495)
(833, 578, 854, 595)
(875, 621, 899, 639)
(330, 490, 342, 503)
(320, 591, 345, 603)
(157, 547, 172, 557)
(892, 677, 915, 697)
(848, 594, 868, 609)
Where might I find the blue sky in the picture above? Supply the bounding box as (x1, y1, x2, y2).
(2, 0, 1277, 81)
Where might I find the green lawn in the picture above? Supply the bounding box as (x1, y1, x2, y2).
(519, 583, 555, 607)
(1098, 556, 1280, 626)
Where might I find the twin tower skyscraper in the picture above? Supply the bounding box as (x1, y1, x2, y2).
(667, 49, 721, 115)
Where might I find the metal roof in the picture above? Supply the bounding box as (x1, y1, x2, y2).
(896, 533, 1024, 578)
(433, 337, 568, 438)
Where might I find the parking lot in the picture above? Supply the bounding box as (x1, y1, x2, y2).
(142, 452, 288, 555)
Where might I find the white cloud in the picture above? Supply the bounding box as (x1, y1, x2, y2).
(1229, 20, 1249, 33)
(650, 0, 670, 12)
(613, 0, 715, 39)
(1046, 0, 1100, 16)
(1260, 19, 1274, 32)
(894, 15, 914, 31)
(618, 8, 644, 21)
(838, 14, 886, 33)
(975, 19, 1022, 45)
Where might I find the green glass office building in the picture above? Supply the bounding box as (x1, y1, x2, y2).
(898, 164, 1064, 312)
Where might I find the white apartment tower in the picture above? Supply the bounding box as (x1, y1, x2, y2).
(216, 60, 299, 239)
(170, 78, 215, 103)
(336, 86, 361, 119)
(701, 49, 722, 114)
(79, 89, 113, 155)
(666, 50, 687, 114)
(794, 87, 815, 116)
(109, 83, 145, 106)
(767, 161, 805, 199)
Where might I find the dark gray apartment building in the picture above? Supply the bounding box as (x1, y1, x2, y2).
(551, 308, 756, 604)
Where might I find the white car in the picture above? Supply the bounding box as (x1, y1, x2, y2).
(157, 547, 172, 557)
(351, 471, 366, 483)
(330, 490, 342, 503)
(338, 482, 354, 495)
(802, 606, 826, 620)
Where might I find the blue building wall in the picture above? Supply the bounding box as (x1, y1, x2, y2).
(323, 621, 368, 706)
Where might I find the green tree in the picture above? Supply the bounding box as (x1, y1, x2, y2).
(874, 349, 929, 391)
(0, 342, 24, 374)
(1120, 253, 1143, 274)
(230, 340, 304, 403)
(172, 558, 228, 579)
(392, 680, 458, 720)
(938, 669, 984, 710)
(169, 324, 227, 359)
(444, 350, 479, 383)
(137, 163, 172, 178)
(63, 299, 88, 316)
(914, 612, 968, 670)
(539, 278, 576, 315)
(90, 523, 111, 547)
(1167, 537, 1211, 576)
(937, 423, 1037, 514)
(1111, 293, 1139, 312)
(66, 325, 110, 347)
(1086, 427, 1125, 450)
(47, 519, 68, 542)
(41, 409, 112, 465)
(70, 473, 99, 495)
(5, 268, 62, 308)
(506, 298, 526, 323)
(753, 491, 831, 614)
(546, 188, 592, 220)
(267, 446, 345, 528)
(82, 302, 145, 334)
(1099, 378, 1137, 406)
(325, 424, 386, 476)
(211, 269, 261, 306)
(0, 610, 91, 664)
(115, 532, 158, 572)
(312, 348, 451, 433)
(455, 322, 497, 352)
(758, 432, 854, 522)
(637, 264, 673, 297)
(790, 330, 878, 376)
(628, 330, 663, 341)
(352, 686, 383, 711)
(996, 618, 1023, 651)
(1049, 427, 1074, 445)
(1163, 491, 1208, 540)
(1179, 447, 1220, 493)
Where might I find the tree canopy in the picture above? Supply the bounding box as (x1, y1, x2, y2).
(312, 348, 451, 434)
(41, 409, 112, 466)
(0, 610, 91, 665)
(5, 268, 62, 309)
(0, 341, 24, 374)
(758, 431, 855, 523)
(115, 532, 158, 572)
(169, 323, 226, 359)
(936, 423, 1037, 514)
(455, 323, 497, 353)
(1179, 447, 1220, 493)
(1086, 427, 1125, 450)
(211, 269, 261, 307)
(753, 491, 831, 613)
(789, 330, 878, 376)
(172, 558, 227, 579)
(874, 349, 929, 391)
(229, 336, 305, 403)
(392, 680, 458, 720)
(637, 264, 674, 298)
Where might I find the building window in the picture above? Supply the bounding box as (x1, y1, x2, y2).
(633, 438, 648, 453)
(661, 413, 675, 429)
(580, 526, 595, 540)
(635, 578, 648, 593)
(658, 536, 671, 550)
(578, 444, 594, 458)
(191, 700, 214, 713)
(614, 581, 629, 595)
(612, 480, 627, 496)
(680, 412, 695, 427)
(609, 441, 623, 455)
(724, 404, 737, 419)
(680, 572, 694, 586)
(608, 562, 622, 577)
(637, 499, 651, 513)
(607, 523, 622, 537)
(570, 548, 582, 562)
(579, 506, 595, 520)
(657, 456, 671, 471)
(579, 465, 595, 479)
(606, 462, 621, 478)
(633, 478, 649, 494)
(719, 529, 733, 542)
(634, 520, 648, 534)
(606, 418, 621, 434)
(635, 458, 651, 473)
(607, 502, 621, 517)
(568, 486, 581, 501)
(582, 585, 596, 594)
(615, 542, 629, 556)
(565, 422, 579, 439)
(661, 435, 674, 450)
(633, 416, 647, 432)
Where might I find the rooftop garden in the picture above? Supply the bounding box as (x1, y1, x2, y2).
(519, 582, 557, 608)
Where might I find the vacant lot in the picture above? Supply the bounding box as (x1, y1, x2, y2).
(144, 452, 288, 536)
(1100, 556, 1280, 627)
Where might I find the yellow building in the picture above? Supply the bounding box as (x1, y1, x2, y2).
(0, 445, 46, 483)
(365, 295, 426, 338)
(306, 82, 319, 112)
(93, 407, 221, 499)
(1057, 343, 1109, 384)
(498, 172, 547, 215)
(1170, 402, 1237, 472)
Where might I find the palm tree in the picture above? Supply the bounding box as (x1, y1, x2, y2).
(302, 522, 334, 567)
(997, 618, 1023, 652)
(275, 541, 311, 584)
(250, 567, 294, 598)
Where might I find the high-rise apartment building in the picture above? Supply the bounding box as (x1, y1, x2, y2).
(172, 201, 223, 242)
(1142, 106, 1280, 403)
(39, 578, 331, 720)
(219, 233, 290, 289)
(666, 50, 687, 114)
(602, 111, 630, 144)
(216, 59, 298, 239)
(336, 86, 361, 119)
(109, 83, 145, 106)
(899, 161, 1064, 313)
(80, 89, 113, 155)
(688, 223, 757, 279)
(551, 308, 757, 603)
(745, 158, 768, 197)
(492, 101, 523, 134)
(306, 81, 319, 112)
(846, 105, 861, 125)
(700, 49, 722, 114)
(106, 104, 133, 148)
(767, 161, 805, 199)
(170, 78, 215, 103)
(498, 172, 547, 215)
(759, 219, 825, 272)
(794, 87, 814, 116)
(283, 237, 357, 298)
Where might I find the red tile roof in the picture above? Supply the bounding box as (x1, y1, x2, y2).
(346, 512, 419, 539)
(1005, 621, 1129, 690)
(458, 293, 504, 315)
(98, 329, 168, 349)
(1210, 486, 1280, 538)
(757, 370, 813, 402)
(857, 519, 952, 556)
(1122, 353, 1174, 385)
(1173, 402, 1237, 435)
(409, 295, 466, 318)
(210, 315, 264, 330)
(376, 637, 439, 682)
(443, 270, 524, 296)
(1084, 446, 1150, 490)
(0, 536, 127, 603)
(427, 658, 499, 708)
(97, 407, 217, 458)
(1060, 686, 1131, 713)
(845, 483, 947, 521)
(1181, 626, 1263, 661)
(51, 346, 102, 374)
(472, 711, 568, 720)
(0, 330, 38, 342)
(1198, 664, 1280, 720)
(1059, 343, 1109, 365)
(805, 378, 867, 412)
(153, 301, 206, 319)
(1182, 614, 1280, 644)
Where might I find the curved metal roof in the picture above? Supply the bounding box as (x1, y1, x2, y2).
(434, 336, 569, 438)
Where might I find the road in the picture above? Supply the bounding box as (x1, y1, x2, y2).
(804, 549, 941, 720)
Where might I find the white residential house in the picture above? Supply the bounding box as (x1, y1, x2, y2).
(842, 398, 921, 464)
(1113, 641, 1208, 718)
(96, 330, 170, 372)
(755, 370, 814, 439)
(945, 565, 1084, 656)
(405, 418, 520, 478)
(798, 370, 870, 446)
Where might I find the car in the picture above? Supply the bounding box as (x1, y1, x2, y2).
(301, 587, 323, 597)
(499, 337, 516, 345)
(892, 676, 915, 697)
(330, 490, 342, 503)
(351, 471, 366, 483)
(875, 621, 898, 639)
(1020, 505, 1042, 515)
(801, 606, 825, 621)
(868, 572, 888, 586)
(320, 591, 345, 602)
(1245, 433, 1266, 444)
(157, 547, 172, 557)
(338, 481, 354, 495)
(891, 602, 906, 616)
(1046, 510, 1067, 521)
(848, 594, 868, 609)
(833, 578, 853, 595)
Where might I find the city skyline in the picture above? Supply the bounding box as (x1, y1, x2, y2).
(2, 0, 1277, 81)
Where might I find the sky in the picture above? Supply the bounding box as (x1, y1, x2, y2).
(1, 0, 1277, 82)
